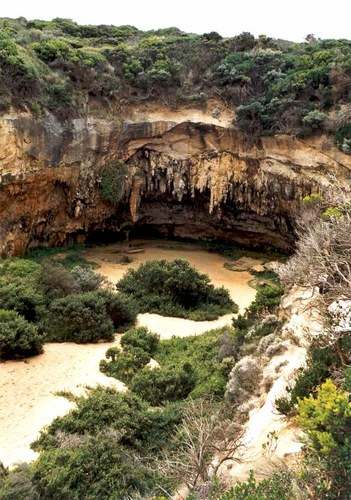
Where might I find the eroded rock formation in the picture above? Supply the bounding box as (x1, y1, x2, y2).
(0, 104, 350, 256)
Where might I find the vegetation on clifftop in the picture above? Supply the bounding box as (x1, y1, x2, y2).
(0, 18, 351, 148)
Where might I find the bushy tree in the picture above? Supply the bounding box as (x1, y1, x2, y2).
(41, 291, 114, 343)
(0, 309, 43, 360)
(117, 258, 236, 320)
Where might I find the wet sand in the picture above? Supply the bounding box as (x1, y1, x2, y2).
(0, 241, 258, 467)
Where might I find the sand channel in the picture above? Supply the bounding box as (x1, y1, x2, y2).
(0, 241, 258, 467)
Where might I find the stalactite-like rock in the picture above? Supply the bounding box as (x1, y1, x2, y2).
(0, 107, 350, 257)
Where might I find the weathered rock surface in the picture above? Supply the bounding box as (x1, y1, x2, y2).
(0, 105, 350, 256)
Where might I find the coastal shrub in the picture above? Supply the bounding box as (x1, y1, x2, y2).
(117, 258, 237, 320)
(0, 463, 37, 500)
(0, 259, 43, 321)
(41, 291, 114, 343)
(130, 363, 196, 405)
(121, 326, 160, 355)
(32, 388, 151, 451)
(100, 345, 150, 384)
(70, 265, 105, 292)
(0, 279, 43, 322)
(247, 285, 284, 316)
(275, 345, 337, 415)
(33, 436, 168, 500)
(0, 258, 41, 278)
(155, 328, 230, 398)
(0, 309, 43, 360)
(218, 469, 295, 500)
(297, 380, 351, 497)
(37, 261, 80, 300)
(97, 290, 138, 330)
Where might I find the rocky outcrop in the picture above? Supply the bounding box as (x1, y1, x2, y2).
(0, 105, 350, 256)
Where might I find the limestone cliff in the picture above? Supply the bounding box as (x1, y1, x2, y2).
(0, 104, 350, 257)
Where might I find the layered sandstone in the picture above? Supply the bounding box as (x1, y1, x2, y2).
(0, 104, 350, 256)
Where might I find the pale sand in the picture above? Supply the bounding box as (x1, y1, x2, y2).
(0, 241, 257, 467)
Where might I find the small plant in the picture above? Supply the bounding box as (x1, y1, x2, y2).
(100, 160, 129, 203)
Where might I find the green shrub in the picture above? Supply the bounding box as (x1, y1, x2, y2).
(117, 259, 236, 320)
(31, 39, 71, 62)
(218, 469, 295, 499)
(0, 258, 41, 278)
(97, 290, 138, 330)
(100, 345, 150, 384)
(0, 309, 43, 360)
(37, 260, 79, 300)
(275, 345, 337, 415)
(34, 436, 169, 500)
(297, 380, 351, 497)
(0, 279, 43, 322)
(100, 160, 128, 203)
(247, 285, 284, 316)
(302, 110, 327, 131)
(41, 291, 114, 343)
(0, 463, 37, 500)
(32, 388, 151, 451)
(121, 326, 160, 355)
(130, 363, 196, 405)
(155, 328, 230, 399)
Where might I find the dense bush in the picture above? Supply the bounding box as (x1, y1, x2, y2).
(275, 345, 337, 415)
(70, 265, 105, 292)
(100, 345, 151, 384)
(97, 290, 138, 330)
(297, 380, 351, 498)
(130, 363, 196, 405)
(218, 469, 295, 500)
(33, 388, 151, 451)
(0, 259, 43, 322)
(100, 327, 159, 383)
(33, 436, 169, 500)
(155, 327, 230, 398)
(0, 463, 37, 500)
(121, 326, 160, 355)
(117, 258, 237, 320)
(0, 309, 43, 359)
(41, 291, 114, 343)
(37, 260, 80, 300)
(0, 278, 43, 322)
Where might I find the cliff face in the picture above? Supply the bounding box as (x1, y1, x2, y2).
(0, 105, 350, 257)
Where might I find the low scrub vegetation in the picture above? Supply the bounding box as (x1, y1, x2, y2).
(0, 252, 136, 357)
(0, 309, 43, 360)
(1, 19, 351, 149)
(116, 258, 237, 320)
